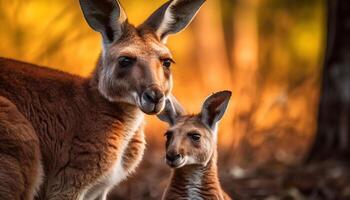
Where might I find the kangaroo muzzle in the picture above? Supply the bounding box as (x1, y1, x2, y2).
(166, 150, 185, 168)
(140, 86, 165, 114)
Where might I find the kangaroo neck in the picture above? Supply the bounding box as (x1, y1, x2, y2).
(166, 152, 225, 199)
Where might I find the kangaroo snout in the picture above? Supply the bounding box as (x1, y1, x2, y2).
(166, 152, 182, 162)
(140, 86, 165, 114)
(166, 151, 185, 168)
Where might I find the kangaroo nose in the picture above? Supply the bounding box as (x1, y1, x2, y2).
(166, 153, 182, 162)
(140, 86, 165, 114)
(142, 87, 164, 104)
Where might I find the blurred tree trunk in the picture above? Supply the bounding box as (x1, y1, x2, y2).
(307, 0, 350, 162)
(192, 1, 234, 148)
(193, 0, 232, 93)
(230, 0, 259, 151)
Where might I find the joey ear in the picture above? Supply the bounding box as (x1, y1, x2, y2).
(157, 95, 185, 125)
(201, 91, 231, 130)
(140, 0, 206, 43)
(79, 0, 127, 44)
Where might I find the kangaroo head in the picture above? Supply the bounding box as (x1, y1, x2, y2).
(158, 91, 231, 168)
(79, 0, 205, 114)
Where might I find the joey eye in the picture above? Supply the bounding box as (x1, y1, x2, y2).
(162, 58, 174, 68)
(188, 132, 201, 142)
(118, 56, 136, 68)
(164, 131, 173, 141)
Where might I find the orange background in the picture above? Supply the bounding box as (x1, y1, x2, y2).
(0, 0, 325, 195)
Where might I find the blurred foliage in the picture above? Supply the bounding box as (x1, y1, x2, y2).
(0, 0, 325, 178)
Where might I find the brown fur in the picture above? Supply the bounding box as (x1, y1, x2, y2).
(0, 56, 147, 199)
(0, 97, 42, 200)
(159, 91, 232, 199)
(0, 22, 170, 199)
(0, 0, 205, 198)
(162, 115, 231, 200)
(165, 158, 230, 200)
(122, 123, 146, 172)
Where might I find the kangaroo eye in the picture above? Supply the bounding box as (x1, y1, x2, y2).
(188, 132, 201, 142)
(118, 56, 136, 68)
(161, 58, 174, 68)
(164, 131, 173, 141)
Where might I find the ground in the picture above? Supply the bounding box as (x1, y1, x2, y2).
(109, 139, 350, 200)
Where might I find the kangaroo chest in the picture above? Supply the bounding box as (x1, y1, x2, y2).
(79, 113, 145, 200)
(38, 108, 146, 200)
(165, 168, 227, 200)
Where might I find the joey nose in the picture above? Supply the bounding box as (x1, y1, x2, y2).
(166, 153, 182, 162)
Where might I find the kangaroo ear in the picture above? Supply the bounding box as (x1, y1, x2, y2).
(157, 95, 185, 125)
(201, 91, 231, 130)
(141, 0, 205, 43)
(79, 0, 127, 44)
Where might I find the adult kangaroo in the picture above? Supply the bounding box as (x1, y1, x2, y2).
(0, 0, 205, 199)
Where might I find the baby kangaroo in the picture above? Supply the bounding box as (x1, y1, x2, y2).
(158, 91, 232, 200)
